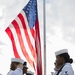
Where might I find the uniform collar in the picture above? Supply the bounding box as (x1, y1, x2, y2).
(54, 63, 65, 71)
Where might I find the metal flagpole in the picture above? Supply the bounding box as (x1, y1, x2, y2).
(43, 0, 46, 75)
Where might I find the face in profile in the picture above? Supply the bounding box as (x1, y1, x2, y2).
(56, 55, 64, 66)
(10, 62, 20, 70)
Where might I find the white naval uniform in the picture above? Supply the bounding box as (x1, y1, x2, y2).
(0, 73, 2, 75)
(54, 63, 74, 75)
(7, 68, 23, 75)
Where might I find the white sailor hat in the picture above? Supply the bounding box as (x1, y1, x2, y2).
(11, 58, 24, 64)
(26, 71, 34, 75)
(55, 49, 68, 56)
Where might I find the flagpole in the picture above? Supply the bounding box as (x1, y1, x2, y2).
(43, 0, 46, 75)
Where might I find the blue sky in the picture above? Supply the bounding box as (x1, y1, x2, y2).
(0, 0, 75, 75)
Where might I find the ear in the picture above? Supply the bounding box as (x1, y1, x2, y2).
(62, 57, 65, 63)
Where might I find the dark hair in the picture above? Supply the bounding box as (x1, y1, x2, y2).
(10, 62, 20, 70)
(58, 53, 73, 64)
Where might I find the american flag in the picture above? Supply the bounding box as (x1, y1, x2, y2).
(5, 0, 42, 75)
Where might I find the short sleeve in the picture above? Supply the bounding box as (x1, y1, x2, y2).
(62, 65, 74, 75)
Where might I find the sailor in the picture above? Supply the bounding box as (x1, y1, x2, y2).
(54, 49, 74, 75)
(7, 58, 24, 75)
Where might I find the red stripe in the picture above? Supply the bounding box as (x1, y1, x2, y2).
(12, 20, 34, 67)
(5, 27, 20, 58)
(36, 19, 41, 46)
(35, 19, 42, 75)
(18, 13, 37, 62)
(5, 0, 42, 75)
(31, 29, 35, 38)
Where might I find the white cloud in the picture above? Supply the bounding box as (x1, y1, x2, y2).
(60, 0, 75, 44)
(0, 0, 29, 30)
(46, 0, 75, 45)
(0, 0, 75, 75)
(0, 8, 2, 17)
(46, 1, 75, 74)
(0, 0, 17, 6)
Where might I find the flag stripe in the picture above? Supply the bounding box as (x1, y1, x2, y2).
(5, 27, 20, 58)
(21, 11, 35, 49)
(9, 24, 28, 61)
(11, 19, 34, 67)
(30, 28, 35, 39)
(5, 0, 42, 75)
(18, 13, 37, 62)
(35, 19, 42, 75)
(15, 16, 35, 62)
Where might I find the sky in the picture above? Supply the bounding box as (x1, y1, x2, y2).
(0, 0, 75, 75)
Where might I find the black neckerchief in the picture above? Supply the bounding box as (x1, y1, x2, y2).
(56, 64, 65, 75)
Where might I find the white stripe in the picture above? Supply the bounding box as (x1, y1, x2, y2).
(9, 24, 27, 61)
(21, 10, 38, 68)
(15, 16, 35, 62)
(20, 10, 36, 68)
(21, 10, 36, 50)
(9, 23, 35, 70)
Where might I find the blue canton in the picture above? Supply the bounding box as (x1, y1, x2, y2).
(23, 0, 37, 28)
